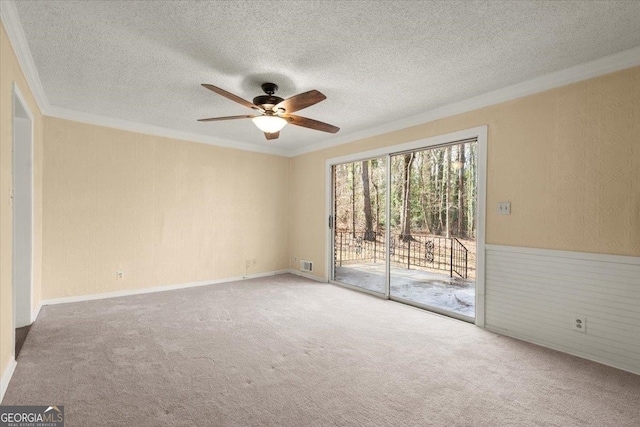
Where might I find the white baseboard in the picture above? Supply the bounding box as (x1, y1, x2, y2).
(31, 302, 42, 323)
(1, 357, 17, 404)
(287, 269, 327, 283)
(485, 325, 640, 376)
(41, 270, 290, 306)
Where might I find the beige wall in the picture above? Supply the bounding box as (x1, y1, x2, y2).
(42, 118, 290, 299)
(290, 66, 640, 279)
(0, 22, 44, 381)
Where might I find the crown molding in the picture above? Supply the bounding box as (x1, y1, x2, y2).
(3, 0, 639, 158)
(289, 45, 640, 157)
(46, 106, 291, 156)
(0, 0, 50, 112)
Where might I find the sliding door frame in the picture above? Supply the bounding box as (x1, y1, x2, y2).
(325, 126, 487, 326)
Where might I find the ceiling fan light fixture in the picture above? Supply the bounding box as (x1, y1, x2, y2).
(252, 115, 287, 133)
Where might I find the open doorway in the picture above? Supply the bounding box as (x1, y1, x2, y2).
(328, 128, 486, 324)
(12, 85, 34, 358)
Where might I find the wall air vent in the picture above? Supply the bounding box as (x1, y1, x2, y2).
(300, 260, 313, 272)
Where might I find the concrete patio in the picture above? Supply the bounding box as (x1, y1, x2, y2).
(334, 263, 475, 318)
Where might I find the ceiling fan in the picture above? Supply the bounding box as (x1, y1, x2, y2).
(198, 82, 340, 140)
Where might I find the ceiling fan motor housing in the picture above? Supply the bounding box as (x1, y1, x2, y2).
(253, 95, 284, 109)
(254, 83, 283, 109)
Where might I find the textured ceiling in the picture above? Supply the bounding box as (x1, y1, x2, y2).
(11, 0, 640, 153)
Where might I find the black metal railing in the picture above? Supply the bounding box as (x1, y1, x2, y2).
(335, 231, 470, 279)
(450, 238, 469, 279)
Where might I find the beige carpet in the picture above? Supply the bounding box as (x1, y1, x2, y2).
(3, 274, 639, 426)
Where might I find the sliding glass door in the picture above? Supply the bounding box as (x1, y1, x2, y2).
(389, 142, 477, 320)
(330, 135, 481, 322)
(332, 157, 387, 295)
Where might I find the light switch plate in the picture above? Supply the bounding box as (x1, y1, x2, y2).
(498, 202, 511, 215)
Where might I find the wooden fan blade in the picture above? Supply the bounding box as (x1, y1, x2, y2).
(201, 84, 258, 110)
(283, 114, 339, 133)
(275, 90, 326, 114)
(197, 115, 255, 122)
(264, 131, 280, 140)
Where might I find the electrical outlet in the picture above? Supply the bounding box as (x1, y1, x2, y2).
(116, 271, 124, 280)
(498, 202, 511, 215)
(573, 316, 586, 333)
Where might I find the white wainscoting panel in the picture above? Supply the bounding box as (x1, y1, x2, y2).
(484, 245, 640, 374)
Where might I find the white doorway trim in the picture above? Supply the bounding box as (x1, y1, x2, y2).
(325, 125, 487, 326)
(11, 82, 35, 351)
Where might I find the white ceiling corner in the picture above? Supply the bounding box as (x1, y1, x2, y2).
(0, 0, 50, 111)
(4, 0, 640, 157)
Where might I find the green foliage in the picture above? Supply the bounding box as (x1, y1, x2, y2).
(334, 141, 477, 239)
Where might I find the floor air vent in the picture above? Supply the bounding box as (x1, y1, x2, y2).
(300, 260, 313, 272)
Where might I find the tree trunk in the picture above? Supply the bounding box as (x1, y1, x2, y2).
(436, 150, 444, 234)
(361, 160, 375, 241)
(468, 143, 476, 238)
(418, 154, 431, 234)
(457, 143, 466, 237)
(445, 147, 451, 238)
(371, 179, 381, 233)
(351, 163, 356, 238)
(400, 153, 415, 242)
